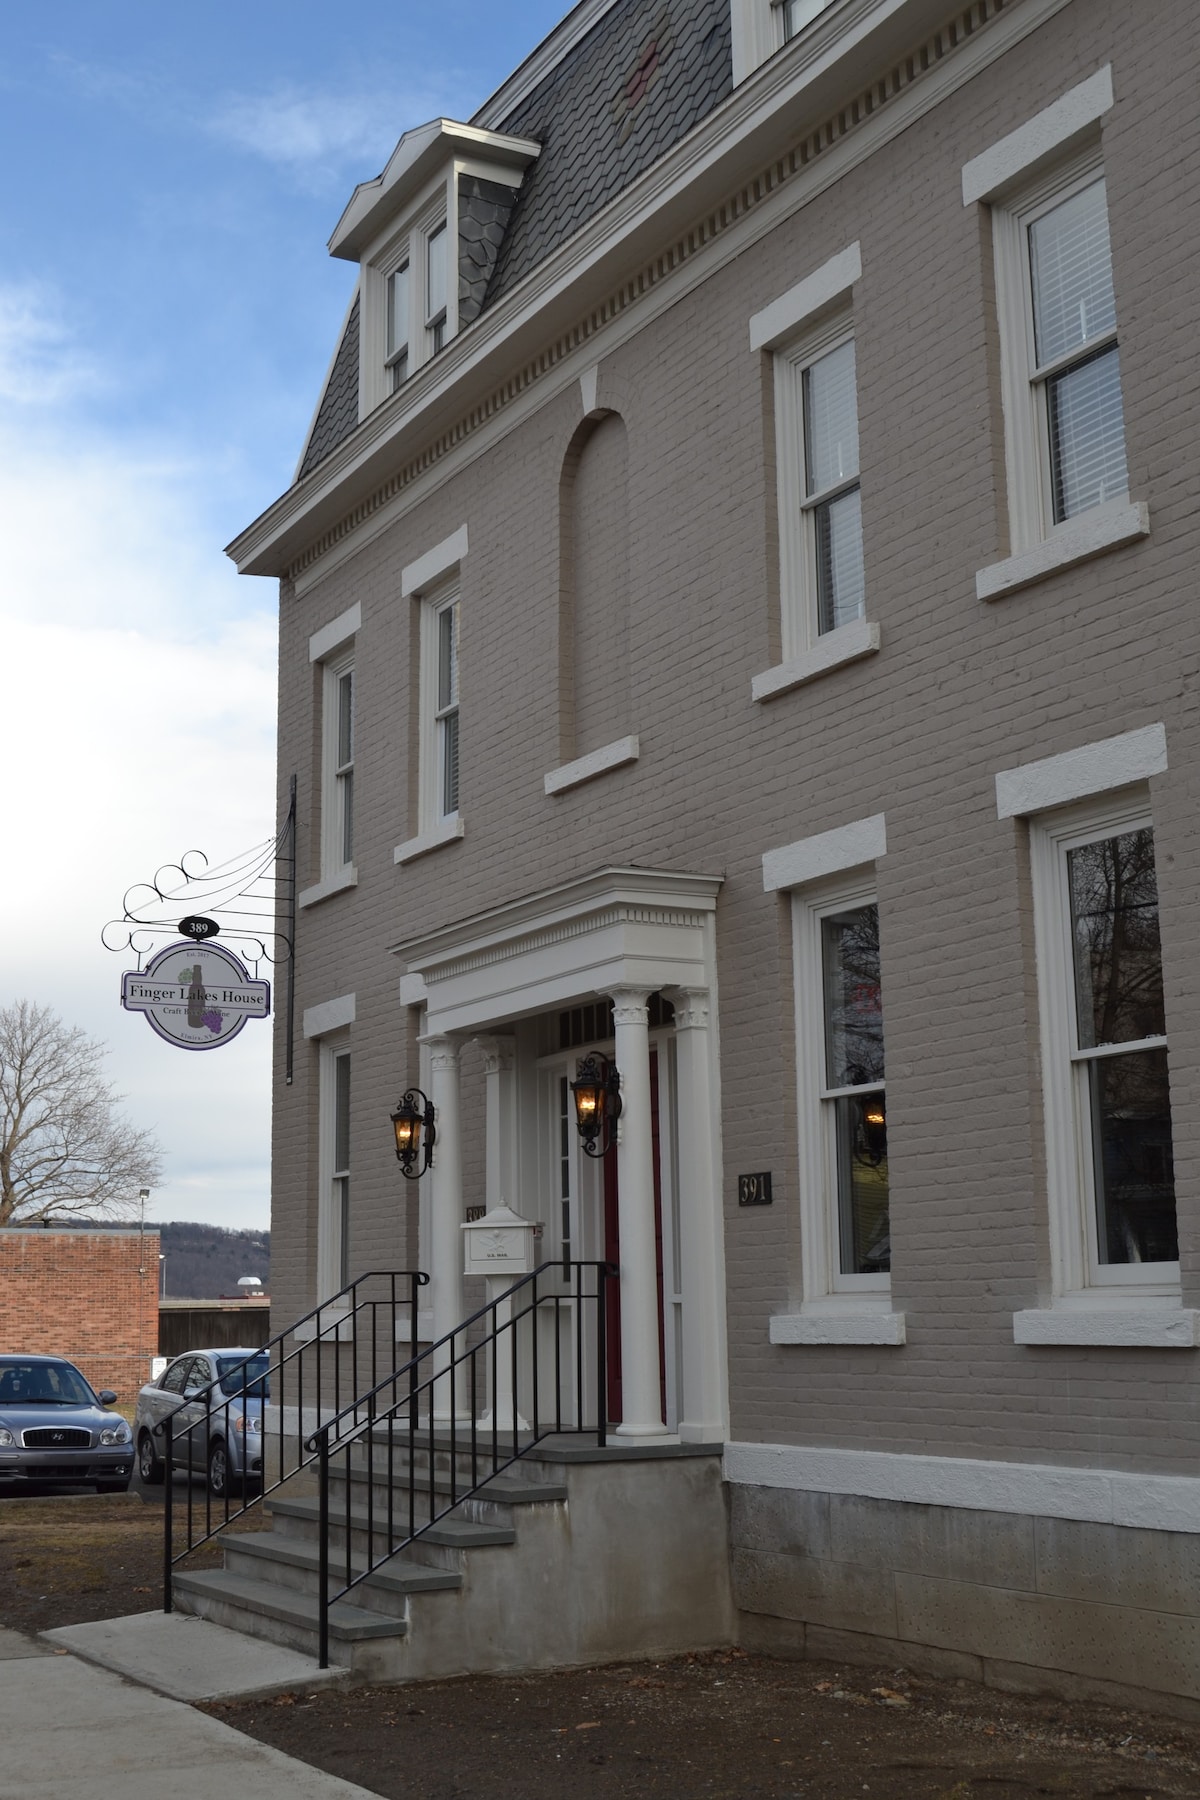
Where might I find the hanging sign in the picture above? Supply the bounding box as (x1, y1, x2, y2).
(121, 940, 270, 1052)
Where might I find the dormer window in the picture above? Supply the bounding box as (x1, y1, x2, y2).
(330, 119, 539, 419)
(779, 0, 835, 40)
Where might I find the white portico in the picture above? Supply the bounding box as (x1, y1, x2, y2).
(393, 867, 728, 1443)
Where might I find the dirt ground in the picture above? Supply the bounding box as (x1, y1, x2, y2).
(4, 1493, 1200, 1799)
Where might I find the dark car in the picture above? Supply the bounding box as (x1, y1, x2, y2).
(0, 1354, 133, 1492)
(134, 1347, 268, 1498)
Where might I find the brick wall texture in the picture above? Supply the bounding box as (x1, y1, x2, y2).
(0, 1230, 160, 1400)
(269, 0, 1200, 1486)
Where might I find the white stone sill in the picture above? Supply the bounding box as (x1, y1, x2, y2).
(976, 499, 1149, 601)
(770, 1310, 906, 1346)
(1014, 1307, 1200, 1348)
(393, 816, 465, 865)
(291, 1313, 355, 1344)
(751, 619, 880, 702)
(298, 868, 358, 910)
(544, 735, 639, 794)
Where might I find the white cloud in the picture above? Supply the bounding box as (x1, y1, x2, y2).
(0, 409, 277, 1229)
(0, 280, 102, 406)
(205, 78, 475, 185)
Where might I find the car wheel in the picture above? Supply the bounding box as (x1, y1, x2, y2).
(137, 1431, 164, 1485)
(95, 1480, 130, 1494)
(207, 1438, 238, 1499)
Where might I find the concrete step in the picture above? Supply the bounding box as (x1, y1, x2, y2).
(267, 1491, 518, 1565)
(173, 1567, 408, 1671)
(330, 1462, 568, 1508)
(220, 1529, 462, 1618)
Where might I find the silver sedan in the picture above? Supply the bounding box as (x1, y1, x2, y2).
(134, 1347, 268, 1498)
(0, 1355, 133, 1492)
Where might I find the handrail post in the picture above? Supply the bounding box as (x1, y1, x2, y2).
(596, 1265, 608, 1449)
(162, 1421, 174, 1613)
(318, 1427, 330, 1669)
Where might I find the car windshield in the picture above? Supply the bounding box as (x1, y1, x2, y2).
(215, 1354, 269, 1400)
(0, 1360, 95, 1407)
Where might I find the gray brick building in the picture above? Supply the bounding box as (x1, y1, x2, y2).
(221, 0, 1200, 1706)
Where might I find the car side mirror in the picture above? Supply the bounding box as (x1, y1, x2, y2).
(97, 1390, 118, 1406)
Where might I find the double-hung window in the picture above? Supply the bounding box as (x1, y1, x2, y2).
(320, 645, 355, 883)
(776, 320, 865, 655)
(821, 899, 889, 1280)
(779, 0, 837, 44)
(434, 592, 460, 819)
(988, 145, 1131, 557)
(1032, 796, 1177, 1295)
(379, 208, 452, 396)
(317, 1038, 352, 1297)
(396, 527, 467, 864)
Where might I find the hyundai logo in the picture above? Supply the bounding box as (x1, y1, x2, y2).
(51, 1433, 64, 1444)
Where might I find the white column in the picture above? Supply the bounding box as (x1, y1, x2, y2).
(425, 1033, 468, 1418)
(610, 987, 669, 1438)
(476, 1035, 518, 1210)
(670, 989, 728, 1442)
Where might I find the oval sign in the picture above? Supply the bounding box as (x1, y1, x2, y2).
(121, 941, 270, 1051)
(178, 915, 220, 940)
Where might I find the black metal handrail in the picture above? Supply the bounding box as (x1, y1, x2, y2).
(158, 1268, 428, 1610)
(306, 1258, 615, 1667)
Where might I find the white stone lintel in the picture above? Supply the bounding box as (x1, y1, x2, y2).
(401, 526, 469, 597)
(763, 812, 886, 893)
(976, 499, 1148, 602)
(748, 242, 861, 352)
(770, 1310, 905, 1346)
(302, 993, 356, 1039)
(544, 735, 640, 795)
(752, 619, 879, 702)
(961, 65, 1113, 205)
(309, 603, 361, 663)
(1013, 1307, 1200, 1348)
(995, 723, 1167, 820)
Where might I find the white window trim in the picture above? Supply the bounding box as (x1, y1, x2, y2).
(752, 617, 880, 702)
(781, 865, 899, 1333)
(544, 734, 639, 795)
(394, 815, 465, 866)
(995, 723, 1167, 821)
(298, 869, 358, 910)
(360, 174, 458, 416)
(397, 532, 468, 861)
(1027, 788, 1180, 1312)
(748, 242, 860, 353)
(401, 525, 469, 598)
(316, 1032, 352, 1304)
(987, 145, 1129, 563)
(317, 643, 356, 889)
(731, 0, 849, 87)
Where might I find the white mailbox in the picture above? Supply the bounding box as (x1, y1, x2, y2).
(462, 1203, 540, 1280)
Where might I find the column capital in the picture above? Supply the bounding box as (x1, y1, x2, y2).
(473, 1034, 516, 1075)
(607, 985, 652, 1026)
(665, 988, 709, 1032)
(421, 1032, 462, 1073)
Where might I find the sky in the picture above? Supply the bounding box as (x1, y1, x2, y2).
(0, 1, 569, 1232)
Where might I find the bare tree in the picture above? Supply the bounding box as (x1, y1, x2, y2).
(0, 1001, 162, 1226)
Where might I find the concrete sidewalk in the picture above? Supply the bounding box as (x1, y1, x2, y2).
(0, 1622, 374, 1800)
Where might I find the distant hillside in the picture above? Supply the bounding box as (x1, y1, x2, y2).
(158, 1222, 270, 1300)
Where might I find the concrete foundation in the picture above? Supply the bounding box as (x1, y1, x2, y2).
(730, 1483, 1200, 1721)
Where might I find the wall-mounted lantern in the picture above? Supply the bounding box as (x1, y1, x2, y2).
(391, 1088, 436, 1179)
(570, 1053, 622, 1159)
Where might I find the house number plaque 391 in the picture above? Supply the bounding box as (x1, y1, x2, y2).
(738, 1172, 773, 1207)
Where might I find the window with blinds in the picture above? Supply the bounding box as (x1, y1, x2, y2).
(802, 338, 864, 634)
(436, 596, 459, 819)
(1027, 177, 1128, 523)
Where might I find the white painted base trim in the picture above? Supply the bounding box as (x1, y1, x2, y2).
(770, 1310, 905, 1346)
(393, 816, 465, 864)
(751, 619, 880, 703)
(298, 868, 358, 909)
(1014, 1307, 1200, 1347)
(544, 735, 639, 795)
(724, 1440, 1200, 1534)
(976, 500, 1149, 601)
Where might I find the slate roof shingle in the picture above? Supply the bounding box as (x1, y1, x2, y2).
(298, 295, 360, 480)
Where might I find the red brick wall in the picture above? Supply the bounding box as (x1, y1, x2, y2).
(0, 1229, 161, 1401)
